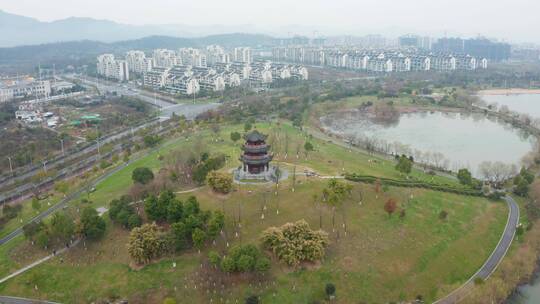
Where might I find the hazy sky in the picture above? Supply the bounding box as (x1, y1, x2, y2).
(3, 0, 539, 42)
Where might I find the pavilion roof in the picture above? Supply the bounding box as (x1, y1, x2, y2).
(244, 130, 267, 142)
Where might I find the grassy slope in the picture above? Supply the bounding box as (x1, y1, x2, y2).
(0, 121, 507, 303)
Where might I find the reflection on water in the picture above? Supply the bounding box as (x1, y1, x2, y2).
(321, 111, 535, 176)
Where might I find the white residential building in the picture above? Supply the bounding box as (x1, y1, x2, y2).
(97, 54, 129, 81)
(234, 47, 253, 64)
(152, 49, 180, 68)
(125, 51, 154, 74)
(178, 48, 207, 68)
(0, 78, 51, 102)
(143, 67, 170, 88)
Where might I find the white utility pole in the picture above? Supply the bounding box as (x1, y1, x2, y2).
(7, 157, 13, 175)
(95, 125, 101, 155)
(60, 139, 65, 156)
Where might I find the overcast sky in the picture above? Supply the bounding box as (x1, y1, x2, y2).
(3, 0, 539, 43)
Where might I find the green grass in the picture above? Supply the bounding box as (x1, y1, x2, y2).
(0, 121, 508, 303)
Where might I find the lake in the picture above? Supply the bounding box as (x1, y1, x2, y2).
(481, 93, 540, 119)
(320, 110, 535, 176)
(483, 93, 540, 304)
(507, 274, 540, 304)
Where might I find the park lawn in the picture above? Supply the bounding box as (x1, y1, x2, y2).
(181, 179, 506, 303)
(0, 235, 26, 278)
(0, 221, 202, 303)
(2, 119, 465, 241)
(0, 120, 506, 303)
(0, 177, 506, 303)
(0, 194, 59, 240)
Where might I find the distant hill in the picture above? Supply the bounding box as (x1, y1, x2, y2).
(0, 34, 276, 67)
(0, 10, 277, 48)
(0, 10, 158, 47)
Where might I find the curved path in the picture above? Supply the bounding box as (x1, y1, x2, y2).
(433, 195, 519, 303)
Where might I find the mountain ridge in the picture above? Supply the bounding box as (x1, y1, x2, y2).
(0, 34, 276, 66)
(0, 10, 279, 47)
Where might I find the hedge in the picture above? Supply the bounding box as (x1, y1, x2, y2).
(344, 173, 483, 196)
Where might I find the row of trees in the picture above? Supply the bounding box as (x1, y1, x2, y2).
(23, 207, 106, 248)
(128, 192, 225, 265)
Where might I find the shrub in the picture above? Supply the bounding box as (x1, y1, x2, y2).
(192, 154, 226, 185)
(207, 171, 233, 194)
(261, 220, 329, 267)
(218, 244, 270, 273)
(384, 198, 397, 217)
(457, 168, 472, 186)
(245, 295, 259, 304)
(208, 251, 221, 267)
(163, 298, 177, 304)
(325, 283, 336, 299)
(128, 223, 167, 265)
(473, 277, 484, 285)
(132, 167, 154, 185)
(23, 221, 44, 240)
(80, 207, 106, 240)
(439, 210, 448, 220)
(395, 155, 412, 175)
(230, 131, 241, 142)
(109, 196, 141, 229)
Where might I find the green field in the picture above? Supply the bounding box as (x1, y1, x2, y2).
(0, 121, 507, 303)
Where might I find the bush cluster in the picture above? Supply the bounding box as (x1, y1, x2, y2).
(261, 220, 329, 267)
(209, 244, 271, 273)
(192, 154, 226, 184)
(109, 195, 142, 229)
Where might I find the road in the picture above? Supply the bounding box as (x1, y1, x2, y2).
(0, 159, 134, 246)
(0, 76, 219, 203)
(71, 75, 220, 119)
(433, 195, 519, 304)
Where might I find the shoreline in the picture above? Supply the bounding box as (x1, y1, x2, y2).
(478, 88, 540, 95)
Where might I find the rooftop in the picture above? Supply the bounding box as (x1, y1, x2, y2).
(245, 130, 267, 142)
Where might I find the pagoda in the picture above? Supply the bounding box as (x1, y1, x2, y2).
(240, 130, 273, 174)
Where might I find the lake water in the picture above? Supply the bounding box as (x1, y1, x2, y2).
(320, 111, 535, 176)
(488, 94, 540, 304)
(481, 94, 540, 119)
(507, 274, 540, 304)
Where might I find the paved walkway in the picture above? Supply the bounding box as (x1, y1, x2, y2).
(0, 296, 59, 304)
(433, 195, 519, 303)
(0, 240, 80, 285)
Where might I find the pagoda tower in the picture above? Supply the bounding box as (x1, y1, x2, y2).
(240, 130, 273, 174)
